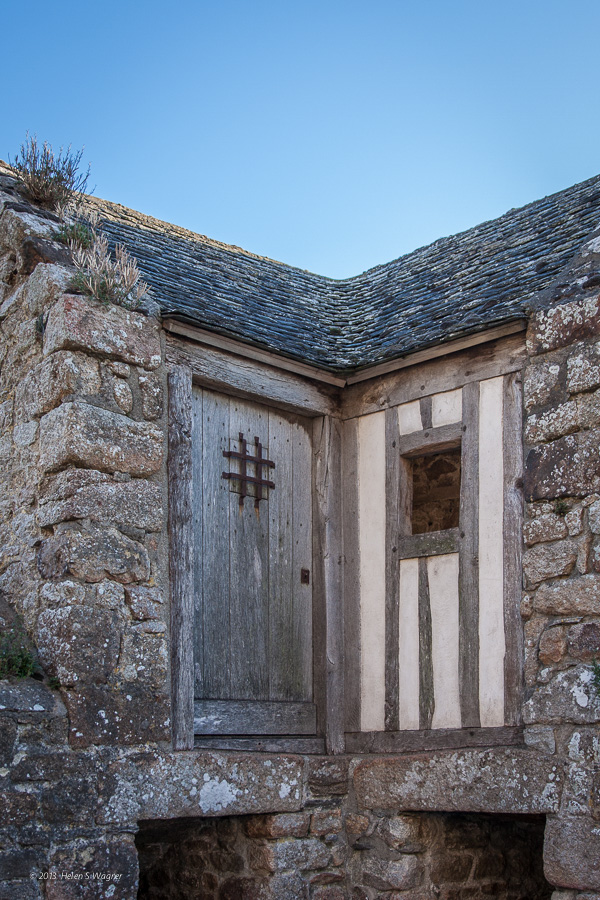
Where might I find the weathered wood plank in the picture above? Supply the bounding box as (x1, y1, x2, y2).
(478, 377, 506, 727)
(268, 412, 294, 700)
(313, 415, 344, 753)
(459, 380, 480, 728)
(342, 418, 361, 733)
(397, 528, 460, 559)
(345, 725, 524, 754)
(168, 366, 195, 750)
(191, 389, 203, 695)
(199, 389, 231, 699)
(228, 398, 269, 700)
(503, 372, 524, 726)
(194, 700, 317, 735)
(419, 395, 433, 430)
(195, 736, 326, 754)
(397, 421, 463, 457)
(291, 417, 313, 701)
(342, 332, 526, 419)
(418, 558, 434, 730)
(385, 407, 401, 731)
(166, 333, 339, 417)
(357, 412, 387, 732)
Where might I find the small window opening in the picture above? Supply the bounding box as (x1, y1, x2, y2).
(411, 447, 461, 534)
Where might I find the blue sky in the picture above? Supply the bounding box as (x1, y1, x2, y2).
(2, 1, 599, 278)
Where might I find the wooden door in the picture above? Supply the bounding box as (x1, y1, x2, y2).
(192, 387, 315, 736)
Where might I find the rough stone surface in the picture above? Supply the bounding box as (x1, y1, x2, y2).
(534, 575, 600, 615)
(539, 626, 568, 664)
(65, 685, 170, 748)
(523, 540, 578, 587)
(523, 666, 600, 725)
(35, 605, 122, 686)
(524, 430, 600, 500)
(527, 296, 600, 355)
(525, 512, 569, 546)
(97, 752, 304, 822)
(123, 584, 165, 620)
(544, 816, 600, 890)
(46, 837, 139, 900)
(113, 378, 133, 413)
(524, 726, 557, 754)
(38, 468, 163, 531)
(567, 342, 600, 393)
(588, 500, 600, 533)
(524, 359, 563, 412)
(38, 523, 150, 583)
(39, 401, 163, 476)
(138, 371, 163, 420)
(353, 749, 562, 814)
(245, 813, 311, 839)
(361, 855, 421, 891)
(526, 401, 578, 443)
(43, 294, 162, 369)
(567, 622, 600, 660)
(15, 350, 101, 420)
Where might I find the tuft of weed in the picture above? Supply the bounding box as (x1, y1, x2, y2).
(0, 627, 38, 679)
(53, 220, 94, 249)
(10, 133, 90, 211)
(69, 226, 149, 310)
(554, 499, 569, 517)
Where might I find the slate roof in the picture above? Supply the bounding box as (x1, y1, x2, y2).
(90, 175, 600, 374)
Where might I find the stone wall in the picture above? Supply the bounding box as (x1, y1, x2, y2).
(0, 171, 170, 897)
(1, 164, 600, 899)
(136, 809, 550, 900)
(522, 243, 600, 894)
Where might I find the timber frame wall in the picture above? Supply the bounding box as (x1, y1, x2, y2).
(167, 321, 527, 755)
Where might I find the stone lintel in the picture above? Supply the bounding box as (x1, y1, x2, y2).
(353, 748, 562, 814)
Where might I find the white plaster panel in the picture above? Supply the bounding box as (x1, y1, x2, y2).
(358, 411, 386, 732)
(398, 558, 420, 730)
(398, 400, 422, 435)
(428, 553, 461, 729)
(478, 376, 506, 727)
(431, 388, 463, 427)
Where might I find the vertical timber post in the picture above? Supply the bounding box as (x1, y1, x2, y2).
(168, 365, 195, 750)
(313, 415, 345, 754)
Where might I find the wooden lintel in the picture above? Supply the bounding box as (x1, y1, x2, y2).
(164, 318, 527, 401)
(166, 334, 339, 418)
(163, 318, 347, 387)
(397, 528, 460, 560)
(397, 422, 463, 458)
(342, 332, 526, 420)
(345, 321, 527, 385)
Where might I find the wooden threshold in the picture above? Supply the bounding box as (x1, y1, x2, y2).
(345, 725, 523, 754)
(194, 736, 325, 754)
